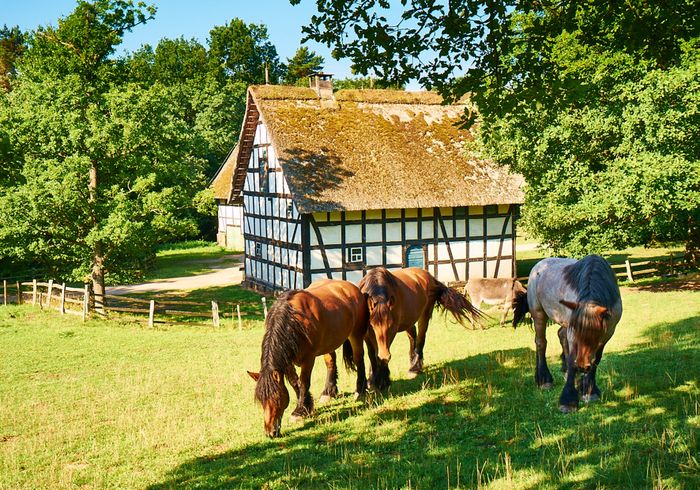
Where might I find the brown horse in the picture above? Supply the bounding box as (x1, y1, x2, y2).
(247, 279, 368, 437)
(358, 267, 483, 390)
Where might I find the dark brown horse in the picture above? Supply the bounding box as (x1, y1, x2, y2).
(513, 255, 622, 413)
(247, 279, 368, 437)
(358, 267, 483, 390)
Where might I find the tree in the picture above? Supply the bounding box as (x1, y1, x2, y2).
(208, 19, 282, 85)
(333, 76, 404, 90)
(0, 25, 26, 92)
(0, 0, 208, 304)
(294, 0, 700, 261)
(282, 46, 324, 85)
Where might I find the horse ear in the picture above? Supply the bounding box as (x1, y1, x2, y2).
(593, 305, 609, 318)
(247, 371, 260, 381)
(560, 300, 578, 310)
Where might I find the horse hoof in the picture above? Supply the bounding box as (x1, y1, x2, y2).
(539, 382, 553, 390)
(318, 395, 332, 405)
(406, 371, 420, 379)
(353, 392, 365, 402)
(289, 414, 305, 424)
(581, 393, 599, 403)
(559, 404, 578, 414)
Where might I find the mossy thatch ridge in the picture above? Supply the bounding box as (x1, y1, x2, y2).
(211, 145, 238, 201)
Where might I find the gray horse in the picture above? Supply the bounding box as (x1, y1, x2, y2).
(513, 255, 622, 413)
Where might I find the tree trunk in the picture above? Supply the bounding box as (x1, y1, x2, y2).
(89, 164, 105, 315)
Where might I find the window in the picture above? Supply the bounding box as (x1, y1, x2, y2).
(348, 247, 363, 263)
(287, 202, 294, 218)
(255, 242, 262, 257)
(259, 147, 269, 193)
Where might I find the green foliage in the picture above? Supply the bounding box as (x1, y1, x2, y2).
(207, 18, 282, 85)
(333, 75, 405, 90)
(298, 0, 700, 258)
(282, 46, 324, 85)
(0, 1, 207, 285)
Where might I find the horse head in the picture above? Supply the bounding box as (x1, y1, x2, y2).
(359, 268, 401, 363)
(560, 300, 610, 371)
(247, 369, 289, 438)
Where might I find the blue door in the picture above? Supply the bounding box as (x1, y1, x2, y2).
(406, 245, 425, 269)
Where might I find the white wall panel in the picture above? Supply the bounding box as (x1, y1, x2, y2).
(455, 220, 466, 238)
(311, 250, 325, 269)
(405, 221, 418, 240)
(451, 241, 467, 260)
(320, 226, 342, 245)
(486, 260, 499, 278)
(487, 217, 506, 236)
(386, 222, 401, 242)
(437, 243, 449, 261)
(487, 239, 502, 257)
(469, 219, 483, 238)
(422, 221, 434, 239)
(386, 245, 402, 264)
(366, 246, 383, 266)
(331, 272, 343, 280)
(497, 259, 513, 278)
(366, 223, 382, 241)
(326, 249, 343, 269)
(346, 270, 363, 284)
(312, 273, 327, 283)
(438, 263, 455, 282)
(469, 240, 484, 258)
(346, 224, 362, 242)
(469, 261, 484, 279)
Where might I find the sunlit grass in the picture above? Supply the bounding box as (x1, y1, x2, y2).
(0, 282, 698, 489)
(143, 241, 238, 281)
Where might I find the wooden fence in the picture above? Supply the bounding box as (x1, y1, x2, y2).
(1, 278, 269, 328)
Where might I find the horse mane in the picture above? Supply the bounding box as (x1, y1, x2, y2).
(359, 268, 399, 324)
(563, 255, 618, 333)
(254, 290, 310, 405)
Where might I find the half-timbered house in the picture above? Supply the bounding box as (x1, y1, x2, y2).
(230, 76, 524, 292)
(211, 145, 244, 250)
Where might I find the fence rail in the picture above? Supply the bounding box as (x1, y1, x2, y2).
(2, 278, 269, 328)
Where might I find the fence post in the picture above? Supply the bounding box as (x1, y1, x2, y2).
(82, 285, 89, 321)
(262, 297, 268, 319)
(16, 282, 22, 305)
(211, 301, 220, 328)
(148, 300, 155, 328)
(237, 304, 242, 331)
(46, 279, 54, 308)
(59, 283, 66, 314)
(669, 253, 674, 275)
(32, 279, 37, 305)
(3, 280, 6, 306)
(625, 260, 634, 282)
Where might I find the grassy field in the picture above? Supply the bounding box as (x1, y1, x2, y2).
(1, 279, 698, 489)
(143, 241, 238, 281)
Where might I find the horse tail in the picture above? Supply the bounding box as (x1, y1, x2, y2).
(259, 291, 309, 373)
(434, 280, 485, 328)
(342, 339, 357, 372)
(512, 288, 529, 329)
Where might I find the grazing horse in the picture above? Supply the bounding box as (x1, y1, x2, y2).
(513, 255, 622, 413)
(358, 267, 483, 390)
(463, 277, 527, 328)
(247, 279, 368, 437)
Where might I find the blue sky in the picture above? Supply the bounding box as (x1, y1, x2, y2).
(1, 0, 357, 79)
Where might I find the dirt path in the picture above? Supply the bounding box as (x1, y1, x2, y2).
(107, 255, 244, 295)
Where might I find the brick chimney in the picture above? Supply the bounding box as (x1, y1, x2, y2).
(309, 72, 334, 100)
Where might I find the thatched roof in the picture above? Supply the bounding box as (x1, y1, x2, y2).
(211, 145, 239, 202)
(234, 85, 524, 213)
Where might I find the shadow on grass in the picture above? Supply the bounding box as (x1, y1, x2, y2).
(149, 315, 699, 489)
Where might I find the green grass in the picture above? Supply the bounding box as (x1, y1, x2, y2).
(143, 241, 239, 282)
(1, 281, 698, 489)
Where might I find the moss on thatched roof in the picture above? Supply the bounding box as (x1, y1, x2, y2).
(211, 145, 239, 201)
(238, 86, 523, 213)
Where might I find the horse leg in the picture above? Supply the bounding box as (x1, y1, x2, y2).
(290, 359, 314, 421)
(579, 346, 604, 403)
(532, 310, 554, 389)
(365, 328, 390, 391)
(559, 354, 579, 413)
(408, 311, 430, 378)
(405, 325, 421, 377)
(319, 352, 338, 404)
(557, 326, 569, 377)
(349, 332, 368, 400)
(500, 299, 509, 328)
(285, 365, 300, 399)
